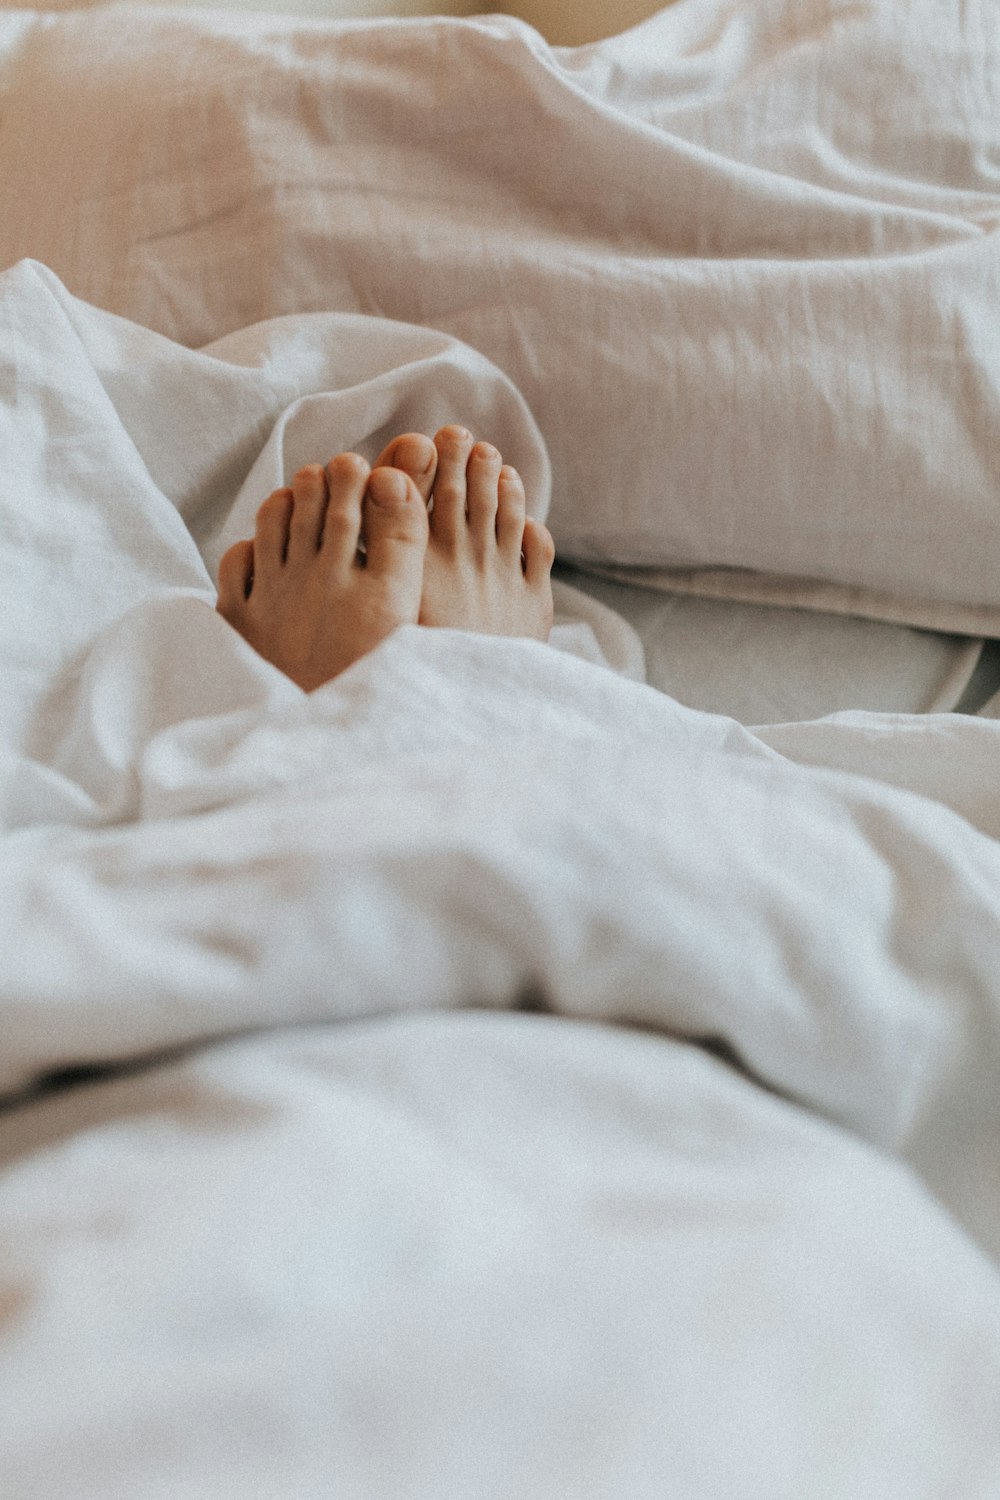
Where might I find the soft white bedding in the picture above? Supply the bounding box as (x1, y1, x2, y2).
(2, 258, 1000, 1491)
(2, 0, 999, 631)
(4, 4, 1000, 1493)
(1, 0, 995, 723)
(560, 566, 992, 721)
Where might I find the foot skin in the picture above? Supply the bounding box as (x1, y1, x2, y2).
(375, 426, 555, 640)
(216, 454, 428, 691)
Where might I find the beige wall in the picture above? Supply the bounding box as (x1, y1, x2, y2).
(299, 0, 482, 15)
(12, 0, 670, 41)
(246, 0, 670, 39)
(290, 0, 670, 38)
(500, 0, 669, 45)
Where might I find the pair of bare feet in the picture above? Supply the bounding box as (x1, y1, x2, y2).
(216, 425, 555, 692)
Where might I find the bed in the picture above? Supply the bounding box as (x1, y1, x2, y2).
(2, 1, 1000, 1493)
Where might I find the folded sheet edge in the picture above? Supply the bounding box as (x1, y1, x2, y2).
(576, 563, 996, 641)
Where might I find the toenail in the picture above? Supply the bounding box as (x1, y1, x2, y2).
(474, 442, 499, 462)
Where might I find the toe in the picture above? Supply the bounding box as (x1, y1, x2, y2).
(217, 539, 255, 616)
(521, 517, 556, 587)
(362, 467, 429, 596)
(430, 425, 474, 545)
(375, 432, 438, 505)
(287, 465, 328, 560)
(467, 442, 502, 555)
(320, 452, 369, 567)
(255, 487, 294, 570)
(496, 464, 526, 559)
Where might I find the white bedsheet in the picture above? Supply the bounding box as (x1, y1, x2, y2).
(2, 260, 1000, 1493)
(562, 565, 990, 721)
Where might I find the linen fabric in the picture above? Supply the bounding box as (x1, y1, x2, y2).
(1, 260, 1000, 1497)
(1, 1, 999, 627)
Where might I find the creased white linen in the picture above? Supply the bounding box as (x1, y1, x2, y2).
(5, 624, 1000, 1492)
(565, 567, 989, 720)
(6, 612, 1000, 1248)
(3, 258, 1000, 1492)
(1, 256, 1000, 1244)
(2, 0, 999, 629)
(0, 257, 548, 782)
(3, 1015, 1000, 1499)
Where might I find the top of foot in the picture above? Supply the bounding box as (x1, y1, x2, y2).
(376, 425, 555, 641)
(216, 451, 428, 691)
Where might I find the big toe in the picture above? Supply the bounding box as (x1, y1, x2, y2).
(216, 538, 255, 619)
(362, 467, 429, 600)
(376, 432, 438, 504)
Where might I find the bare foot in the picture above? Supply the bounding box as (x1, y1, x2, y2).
(376, 425, 555, 640)
(216, 453, 428, 691)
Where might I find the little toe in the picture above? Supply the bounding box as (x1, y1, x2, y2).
(467, 442, 502, 554)
(321, 452, 370, 567)
(375, 432, 438, 505)
(254, 487, 294, 571)
(362, 467, 429, 600)
(496, 464, 526, 559)
(217, 538, 255, 616)
(430, 425, 474, 544)
(522, 517, 556, 587)
(287, 464, 328, 561)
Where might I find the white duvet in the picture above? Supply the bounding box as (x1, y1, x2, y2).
(2, 259, 1000, 1494)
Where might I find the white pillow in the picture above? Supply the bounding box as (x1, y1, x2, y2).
(1, 0, 998, 632)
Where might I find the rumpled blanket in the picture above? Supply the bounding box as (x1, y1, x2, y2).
(2, 259, 1000, 1495)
